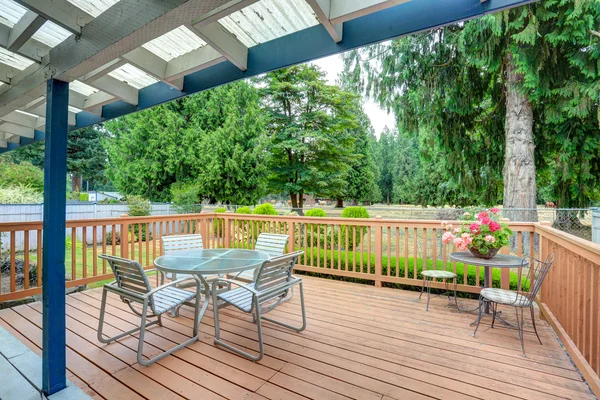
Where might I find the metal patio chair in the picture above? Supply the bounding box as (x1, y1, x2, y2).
(233, 233, 289, 282)
(472, 253, 554, 357)
(97, 254, 204, 366)
(211, 251, 306, 361)
(161, 234, 204, 281)
(419, 263, 459, 312)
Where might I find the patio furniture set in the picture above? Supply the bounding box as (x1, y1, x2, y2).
(419, 251, 554, 357)
(95, 231, 553, 366)
(96, 233, 306, 365)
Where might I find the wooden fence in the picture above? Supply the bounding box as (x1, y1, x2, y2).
(0, 212, 598, 393)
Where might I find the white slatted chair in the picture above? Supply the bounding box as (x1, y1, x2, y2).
(97, 254, 204, 366)
(211, 251, 306, 361)
(161, 234, 204, 281)
(234, 233, 289, 282)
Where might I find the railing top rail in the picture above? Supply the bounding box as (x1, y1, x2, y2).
(534, 222, 600, 265)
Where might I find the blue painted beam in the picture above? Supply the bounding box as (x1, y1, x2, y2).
(41, 79, 68, 396)
(0, 0, 533, 153)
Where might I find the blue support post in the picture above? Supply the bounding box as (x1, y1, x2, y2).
(42, 78, 69, 395)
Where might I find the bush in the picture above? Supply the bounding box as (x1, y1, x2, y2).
(305, 208, 327, 218)
(0, 161, 44, 192)
(253, 203, 278, 215)
(105, 231, 121, 245)
(235, 206, 252, 214)
(305, 208, 327, 246)
(127, 195, 151, 216)
(339, 206, 370, 250)
(0, 185, 43, 204)
(79, 193, 89, 201)
(171, 182, 202, 214)
(65, 234, 84, 251)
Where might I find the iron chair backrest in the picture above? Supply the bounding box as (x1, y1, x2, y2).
(255, 233, 289, 258)
(99, 254, 157, 312)
(519, 253, 554, 307)
(162, 234, 204, 254)
(254, 251, 303, 295)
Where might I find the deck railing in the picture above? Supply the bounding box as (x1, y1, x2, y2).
(0, 212, 598, 392)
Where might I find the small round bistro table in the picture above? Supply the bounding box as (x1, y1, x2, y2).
(449, 251, 527, 318)
(154, 248, 270, 327)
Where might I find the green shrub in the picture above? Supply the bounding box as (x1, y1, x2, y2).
(105, 231, 121, 245)
(0, 161, 44, 192)
(214, 207, 227, 234)
(304, 208, 328, 246)
(299, 247, 527, 292)
(171, 182, 202, 214)
(72, 191, 81, 201)
(235, 206, 252, 214)
(253, 203, 278, 215)
(127, 195, 151, 216)
(79, 193, 89, 201)
(0, 185, 43, 204)
(305, 208, 327, 218)
(65, 234, 83, 251)
(339, 206, 370, 250)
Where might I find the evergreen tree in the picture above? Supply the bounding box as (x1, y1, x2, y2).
(344, 1, 600, 216)
(258, 65, 358, 210)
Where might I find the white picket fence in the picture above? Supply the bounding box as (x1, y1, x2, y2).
(0, 203, 174, 252)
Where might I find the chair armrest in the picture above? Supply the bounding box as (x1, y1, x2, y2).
(146, 275, 201, 297)
(210, 278, 258, 295)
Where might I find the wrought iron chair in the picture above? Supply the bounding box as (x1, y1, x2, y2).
(161, 234, 204, 281)
(211, 251, 306, 361)
(419, 263, 459, 312)
(97, 254, 205, 366)
(233, 233, 289, 282)
(472, 253, 554, 357)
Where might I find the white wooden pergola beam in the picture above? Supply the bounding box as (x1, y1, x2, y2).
(26, 103, 76, 126)
(85, 75, 138, 105)
(81, 59, 127, 83)
(0, 140, 7, 148)
(164, 45, 225, 82)
(7, 10, 46, 52)
(0, 121, 34, 138)
(0, 110, 40, 128)
(0, 64, 19, 85)
(329, 0, 410, 25)
(191, 0, 259, 28)
(122, 47, 183, 90)
(0, 23, 49, 62)
(14, 0, 94, 35)
(306, 0, 343, 43)
(189, 22, 248, 71)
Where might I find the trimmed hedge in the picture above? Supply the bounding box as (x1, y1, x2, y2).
(214, 207, 227, 234)
(297, 247, 526, 291)
(253, 203, 278, 215)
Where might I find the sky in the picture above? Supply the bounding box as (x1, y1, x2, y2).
(310, 54, 395, 138)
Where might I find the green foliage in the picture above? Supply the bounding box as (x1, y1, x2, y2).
(0, 185, 43, 204)
(253, 203, 278, 215)
(258, 65, 359, 208)
(344, 1, 600, 208)
(235, 206, 252, 214)
(341, 206, 370, 219)
(0, 161, 44, 192)
(171, 182, 202, 214)
(104, 82, 267, 203)
(338, 207, 370, 250)
(79, 193, 89, 201)
(65, 235, 83, 251)
(105, 231, 121, 245)
(305, 208, 327, 218)
(127, 195, 151, 216)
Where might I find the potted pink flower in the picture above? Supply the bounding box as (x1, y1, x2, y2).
(441, 208, 512, 259)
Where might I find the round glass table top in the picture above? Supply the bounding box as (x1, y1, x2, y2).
(154, 249, 270, 275)
(449, 251, 527, 268)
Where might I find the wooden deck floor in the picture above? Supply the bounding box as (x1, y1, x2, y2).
(0, 277, 594, 400)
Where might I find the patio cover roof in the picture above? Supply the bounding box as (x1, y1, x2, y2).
(0, 0, 533, 154)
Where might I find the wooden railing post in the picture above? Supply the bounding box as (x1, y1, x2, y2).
(374, 216, 383, 287)
(500, 218, 510, 289)
(120, 214, 128, 259)
(538, 221, 552, 306)
(223, 213, 231, 248)
(288, 219, 295, 253)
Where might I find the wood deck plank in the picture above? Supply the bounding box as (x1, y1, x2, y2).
(0, 276, 594, 400)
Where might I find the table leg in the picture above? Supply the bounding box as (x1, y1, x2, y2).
(484, 265, 491, 314)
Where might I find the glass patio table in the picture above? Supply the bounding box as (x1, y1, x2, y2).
(154, 248, 270, 326)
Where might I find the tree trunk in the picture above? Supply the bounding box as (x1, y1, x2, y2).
(290, 193, 298, 209)
(502, 53, 538, 223)
(336, 198, 344, 208)
(299, 190, 304, 209)
(71, 173, 82, 197)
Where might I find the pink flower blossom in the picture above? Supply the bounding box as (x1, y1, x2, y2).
(490, 207, 500, 214)
(442, 232, 455, 244)
(453, 237, 469, 251)
(489, 221, 501, 232)
(480, 216, 491, 225)
(478, 211, 489, 221)
(463, 212, 470, 217)
(461, 233, 473, 244)
(453, 227, 461, 234)
(485, 235, 496, 243)
(469, 223, 480, 234)
(445, 223, 453, 230)
(474, 213, 479, 220)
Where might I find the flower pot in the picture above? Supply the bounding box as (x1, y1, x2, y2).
(468, 246, 499, 260)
